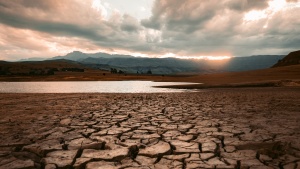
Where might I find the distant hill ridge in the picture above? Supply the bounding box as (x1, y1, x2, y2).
(51, 51, 133, 61)
(0, 59, 86, 76)
(272, 50, 300, 67)
(15, 51, 286, 74)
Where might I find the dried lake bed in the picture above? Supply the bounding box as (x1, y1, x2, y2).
(0, 87, 300, 169)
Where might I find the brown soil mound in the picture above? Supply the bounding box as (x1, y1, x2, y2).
(273, 50, 300, 67)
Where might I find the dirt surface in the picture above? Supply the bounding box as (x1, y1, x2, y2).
(0, 88, 300, 168)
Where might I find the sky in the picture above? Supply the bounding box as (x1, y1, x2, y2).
(0, 0, 299, 61)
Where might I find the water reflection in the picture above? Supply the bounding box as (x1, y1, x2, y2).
(0, 81, 198, 93)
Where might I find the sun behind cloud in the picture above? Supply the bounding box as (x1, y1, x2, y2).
(243, 0, 300, 28)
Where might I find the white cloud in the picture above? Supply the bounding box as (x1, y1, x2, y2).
(92, 0, 109, 19)
(140, 7, 146, 12)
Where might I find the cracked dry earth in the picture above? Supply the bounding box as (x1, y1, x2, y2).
(0, 88, 300, 169)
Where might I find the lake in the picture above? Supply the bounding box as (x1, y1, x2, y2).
(0, 81, 198, 93)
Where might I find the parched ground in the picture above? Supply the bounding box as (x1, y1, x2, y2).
(0, 88, 300, 169)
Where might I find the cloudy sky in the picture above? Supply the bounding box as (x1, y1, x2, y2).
(0, 0, 299, 60)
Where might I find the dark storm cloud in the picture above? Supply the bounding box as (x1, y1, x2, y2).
(142, 0, 218, 32)
(142, 0, 269, 32)
(140, 0, 300, 56)
(140, 1, 243, 55)
(0, 0, 299, 60)
(0, 0, 148, 60)
(0, 11, 108, 41)
(120, 15, 141, 33)
(227, 0, 269, 11)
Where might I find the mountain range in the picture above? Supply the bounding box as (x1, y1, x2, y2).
(19, 51, 285, 74)
(50, 51, 285, 74)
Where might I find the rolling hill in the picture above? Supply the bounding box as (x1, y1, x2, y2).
(48, 51, 284, 74)
(0, 59, 87, 75)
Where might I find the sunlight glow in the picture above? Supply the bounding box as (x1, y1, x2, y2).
(91, 0, 153, 20)
(159, 53, 231, 60)
(243, 0, 300, 28)
(175, 56, 231, 60)
(269, 0, 286, 12)
(244, 10, 267, 21)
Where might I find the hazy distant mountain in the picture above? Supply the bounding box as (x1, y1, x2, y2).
(50, 51, 134, 61)
(51, 51, 90, 61)
(272, 50, 300, 67)
(81, 57, 200, 74)
(81, 57, 198, 68)
(216, 55, 285, 72)
(46, 51, 285, 74)
(78, 54, 284, 74)
(19, 57, 47, 61)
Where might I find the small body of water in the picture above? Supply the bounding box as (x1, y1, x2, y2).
(0, 81, 198, 93)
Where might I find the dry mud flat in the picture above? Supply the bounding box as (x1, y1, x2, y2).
(0, 88, 300, 169)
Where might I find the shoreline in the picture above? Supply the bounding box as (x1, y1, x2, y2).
(1, 64, 300, 89)
(157, 80, 300, 89)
